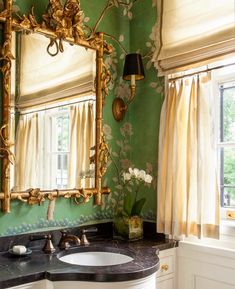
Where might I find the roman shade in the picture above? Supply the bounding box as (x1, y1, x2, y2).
(153, 0, 235, 74)
(18, 33, 96, 109)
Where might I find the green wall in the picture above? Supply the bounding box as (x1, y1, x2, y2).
(129, 1, 164, 217)
(0, 0, 163, 236)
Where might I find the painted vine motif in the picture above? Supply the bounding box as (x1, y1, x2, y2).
(102, 122, 157, 220)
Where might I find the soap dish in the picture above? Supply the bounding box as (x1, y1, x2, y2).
(8, 248, 32, 256)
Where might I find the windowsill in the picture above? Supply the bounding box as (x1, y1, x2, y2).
(220, 219, 235, 242)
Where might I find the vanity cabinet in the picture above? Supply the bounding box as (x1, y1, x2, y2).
(177, 242, 235, 289)
(8, 276, 156, 289)
(156, 248, 176, 289)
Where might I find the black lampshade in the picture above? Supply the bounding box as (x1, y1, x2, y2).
(123, 53, 145, 81)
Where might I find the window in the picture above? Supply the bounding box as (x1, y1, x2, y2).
(45, 107, 70, 189)
(219, 83, 235, 207)
(14, 98, 95, 192)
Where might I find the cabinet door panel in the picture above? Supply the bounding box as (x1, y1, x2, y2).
(195, 276, 235, 289)
(156, 255, 174, 278)
(157, 278, 173, 289)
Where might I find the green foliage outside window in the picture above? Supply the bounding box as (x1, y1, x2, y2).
(222, 87, 235, 205)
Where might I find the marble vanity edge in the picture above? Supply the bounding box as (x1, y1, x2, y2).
(0, 239, 176, 288)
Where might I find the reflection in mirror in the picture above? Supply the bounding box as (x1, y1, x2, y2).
(11, 33, 96, 192)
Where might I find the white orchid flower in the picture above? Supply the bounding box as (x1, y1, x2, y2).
(123, 172, 131, 181)
(139, 170, 146, 181)
(124, 167, 152, 184)
(145, 174, 153, 183)
(128, 167, 134, 175)
(133, 168, 140, 178)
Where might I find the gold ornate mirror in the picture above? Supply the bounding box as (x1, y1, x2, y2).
(0, 0, 112, 213)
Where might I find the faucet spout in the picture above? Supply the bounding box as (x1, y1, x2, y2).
(58, 230, 80, 249)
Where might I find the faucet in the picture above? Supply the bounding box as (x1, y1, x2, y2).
(80, 227, 98, 245)
(58, 230, 81, 249)
(30, 234, 56, 254)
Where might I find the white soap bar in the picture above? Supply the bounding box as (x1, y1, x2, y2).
(12, 245, 27, 255)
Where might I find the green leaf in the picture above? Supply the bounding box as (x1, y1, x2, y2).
(131, 198, 146, 216)
(123, 193, 133, 217)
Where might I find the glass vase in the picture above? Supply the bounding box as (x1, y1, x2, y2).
(113, 215, 143, 241)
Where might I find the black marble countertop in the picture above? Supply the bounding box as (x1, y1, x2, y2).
(0, 237, 176, 289)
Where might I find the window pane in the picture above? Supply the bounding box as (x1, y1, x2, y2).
(58, 154, 61, 169)
(63, 154, 68, 168)
(56, 154, 68, 189)
(223, 187, 235, 207)
(223, 147, 235, 186)
(223, 87, 235, 142)
(56, 112, 69, 152)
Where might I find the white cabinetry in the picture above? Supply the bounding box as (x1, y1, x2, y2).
(178, 242, 235, 289)
(156, 248, 176, 289)
(53, 274, 156, 289)
(8, 275, 156, 289)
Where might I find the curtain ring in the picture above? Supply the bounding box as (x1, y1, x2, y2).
(47, 39, 59, 57)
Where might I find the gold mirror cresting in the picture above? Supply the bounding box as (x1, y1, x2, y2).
(0, 0, 112, 213)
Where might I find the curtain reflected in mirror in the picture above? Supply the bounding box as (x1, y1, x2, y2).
(11, 33, 96, 191)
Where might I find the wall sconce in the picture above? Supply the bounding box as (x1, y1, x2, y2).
(112, 53, 145, 121)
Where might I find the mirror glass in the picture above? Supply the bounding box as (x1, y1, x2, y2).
(11, 32, 96, 192)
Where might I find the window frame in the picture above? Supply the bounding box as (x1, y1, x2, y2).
(218, 84, 235, 208)
(210, 64, 235, 231)
(44, 107, 70, 190)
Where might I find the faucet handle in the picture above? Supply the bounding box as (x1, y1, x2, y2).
(43, 234, 56, 254)
(82, 227, 98, 234)
(30, 234, 48, 241)
(81, 227, 98, 245)
(30, 234, 55, 254)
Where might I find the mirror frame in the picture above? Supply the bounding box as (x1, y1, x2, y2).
(0, 0, 112, 213)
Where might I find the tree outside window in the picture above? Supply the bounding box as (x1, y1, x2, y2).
(220, 84, 235, 207)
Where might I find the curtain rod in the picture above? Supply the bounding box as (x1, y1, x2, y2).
(168, 61, 235, 82)
(18, 97, 95, 116)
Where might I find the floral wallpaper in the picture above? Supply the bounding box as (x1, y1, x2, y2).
(102, 0, 164, 221)
(0, 0, 164, 236)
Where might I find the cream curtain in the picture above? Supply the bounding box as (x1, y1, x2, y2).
(153, 0, 235, 74)
(14, 113, 43, 191)
(157, 73, 220, 238)
(68, 101, 95, 189)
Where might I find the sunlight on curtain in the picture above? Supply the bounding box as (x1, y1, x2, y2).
(157, 73, 220, 239)
(68, 101, 95, 189)
(14, 113, 42, 191)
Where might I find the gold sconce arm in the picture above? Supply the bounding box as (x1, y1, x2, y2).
(112, 53, 144, 122)
(112, 85, 136, 122)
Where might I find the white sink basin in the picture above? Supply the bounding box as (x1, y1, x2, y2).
(58, 251, 133, 266)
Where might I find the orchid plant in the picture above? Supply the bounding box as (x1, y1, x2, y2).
(121, 167, 153, 217)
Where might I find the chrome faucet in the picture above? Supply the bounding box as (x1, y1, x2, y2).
(58, 230, 80, 250)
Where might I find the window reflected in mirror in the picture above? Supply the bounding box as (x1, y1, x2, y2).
(11, 32, 96, 192)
